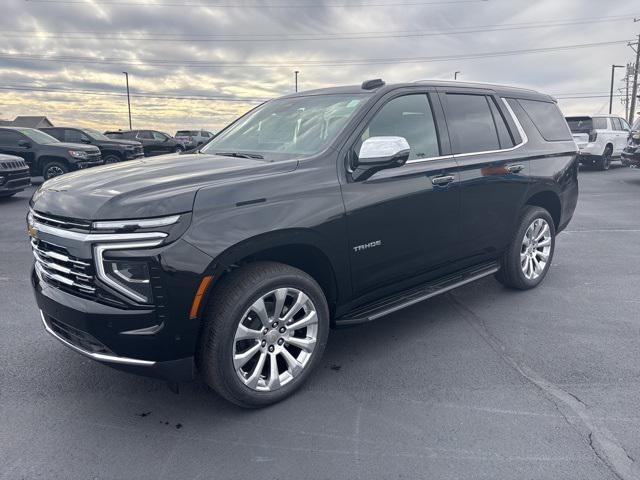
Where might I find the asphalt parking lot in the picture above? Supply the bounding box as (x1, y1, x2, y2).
(1, 166, 639, 480)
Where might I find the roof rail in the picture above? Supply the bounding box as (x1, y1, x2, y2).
(413, 79, 539, 93)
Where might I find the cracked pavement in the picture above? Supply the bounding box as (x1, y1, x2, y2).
(1, 165, 639, 479)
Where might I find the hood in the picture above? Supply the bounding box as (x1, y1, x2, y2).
(47, 142, 100, 152)
(30, 153, 298, 220)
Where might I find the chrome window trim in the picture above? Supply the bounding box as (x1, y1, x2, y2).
(40, 311, 156, 366)
(403, 97, 528, 165)
(94, 239, 164, 303)
(32, 220, 167, 243)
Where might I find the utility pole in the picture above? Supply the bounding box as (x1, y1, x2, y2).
(123, 71, 132, 130)
(610, 64, 625, 114)
(625, 63, 632, 120)
(454, 71, 461, 80)
(628, 25, 640, 124)
(294, 70, 299, 93)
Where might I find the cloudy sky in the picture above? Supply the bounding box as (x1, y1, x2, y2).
(1, 0, 638, 134)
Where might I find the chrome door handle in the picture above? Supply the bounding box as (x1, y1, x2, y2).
(431, 175, 455, 186)
(506, 164, 525, 173)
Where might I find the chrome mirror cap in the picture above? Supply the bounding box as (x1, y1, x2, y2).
(358, 136, 410, 164)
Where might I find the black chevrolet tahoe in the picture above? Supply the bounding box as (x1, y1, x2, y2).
(40, 127, 144, 164)
(0, 154, 30, 197)
(29, 80, 579, 407)
(0, 127, 102, 180)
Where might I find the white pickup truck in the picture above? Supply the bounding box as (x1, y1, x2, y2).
(565, 114, 632, 170)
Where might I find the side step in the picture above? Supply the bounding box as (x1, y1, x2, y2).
(335, 261, 499, 327)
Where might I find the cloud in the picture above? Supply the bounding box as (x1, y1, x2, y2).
(0, 0, 638, 133)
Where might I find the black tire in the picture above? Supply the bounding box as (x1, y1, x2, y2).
(174, 146, 184, 154)
(197, 261, 330, 408)
(42, 160, 69, 180)
(597, 146, 612, 171)
(103, 154, 120, 164)
(495, 206, 556, 290)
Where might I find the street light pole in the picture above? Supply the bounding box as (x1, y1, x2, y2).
(123, 71, 132, 130)
(609, 64, 624, 114)
(454, 71, 461, 80)
(294, 70, 299, 92)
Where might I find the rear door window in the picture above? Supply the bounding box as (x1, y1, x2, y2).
(517, 99, 572, 141)
(444, 93, 500, 154)
(592, 117, 609, 130)
(487, 97, 514, 149)
(64, 129, 89, 143)
(137, 131, 153, 140)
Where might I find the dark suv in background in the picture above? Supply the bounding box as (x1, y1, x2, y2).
(104, 129, 184, 156)
(0, 127, 102, 180)
(40, 127, 144, 164)
(0, 154, 30, 197)
(30, 80, 578, 407)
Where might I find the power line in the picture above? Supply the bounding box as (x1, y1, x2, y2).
(0, 85, 267, 102)
(3, 14, 636, 43)
(24, 0, 490, 8)
(0, 39, 632, 69)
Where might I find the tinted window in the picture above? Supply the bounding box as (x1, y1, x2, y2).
(566, 117, 592, 133)
(445, 94, 500, 154)
(0, 130, 23, 144)
(40, 128, 64, 141)
(592, 117, 608, 130)
(64, 129, 89, 143)
(137, 131, 153, 139)
(105, 132, 124, 139)
(611, 117, 622, 131)
(359, 94, 439, 161)
(517, 99, 572, 141)
(153, 131, 169, 141)
(487, 97, 514, 148)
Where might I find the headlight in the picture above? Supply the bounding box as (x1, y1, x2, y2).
(69, 150, 88, 159)
(124, 145, 135, 150)
(103, 259, 153, 303)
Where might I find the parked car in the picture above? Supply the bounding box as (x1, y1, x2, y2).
(104, 129, 184, 156)
(0, 154, 30, 197)
(174, 130, 215, 150)
(29, 79, 578, 407)
(40, 127, 144, 164)
(621, 123, 640, 168)
(565, 114, 631, 170)
(0, 127, 102, 180)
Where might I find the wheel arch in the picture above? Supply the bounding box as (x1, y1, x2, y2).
(203, 230, 343, 319)
(525, 190, 561, 229)
(36, 155, 70, 174)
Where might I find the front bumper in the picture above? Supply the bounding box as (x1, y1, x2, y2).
(75, 159, 104, 169)
(33, 268, 196, 381)
(124, 152, 145, 161)
(621, 147, 640, 166)
(0, 168, 30, 195)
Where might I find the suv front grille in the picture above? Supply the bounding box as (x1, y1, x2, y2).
(31, 210, 91, 232)
(32, 238, 95, 294)
(0, 159, 27, 170)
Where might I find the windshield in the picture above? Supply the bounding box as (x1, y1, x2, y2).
(84, 128, 111, 141)
(201, 93, 369, 160)
(19, 128, 59, 144)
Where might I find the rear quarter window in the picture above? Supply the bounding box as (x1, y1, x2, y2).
(517, 99, 572, 141)
(592, 117, 608, 130)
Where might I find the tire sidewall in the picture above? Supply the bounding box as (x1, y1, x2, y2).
(207, 269, 329, 407)
(512, 208, 556, 288)
(103, 155, 120, 164)
(43, 161, 69, 180)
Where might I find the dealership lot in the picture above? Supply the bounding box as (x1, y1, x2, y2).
(1, 166, 639, 480)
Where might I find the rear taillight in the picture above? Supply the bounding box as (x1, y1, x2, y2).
(588, 131, 597, 143)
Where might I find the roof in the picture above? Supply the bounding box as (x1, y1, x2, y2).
(11, 116, 54, 127)
(281, 79, 553, 102)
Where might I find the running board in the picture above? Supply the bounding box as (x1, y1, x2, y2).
(335, 262, 499, 327)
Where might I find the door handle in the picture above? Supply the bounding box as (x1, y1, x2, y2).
(506, 164, 525, 173)
(431, 175, 455, 186)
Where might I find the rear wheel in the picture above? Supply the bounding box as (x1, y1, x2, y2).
(496, 206, 555, 290)
(103, 154, 120, 164)
(198, 262, 329, 408)
(597, 146, 612, 171)
(42, 160, 69, 180)
(174, 146, 184, 154)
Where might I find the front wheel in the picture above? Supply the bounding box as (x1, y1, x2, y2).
(198, 262, 329, 408)
(496, 206, 556, 290)
(42, 160, 69, 180)
(103, 154, 120, 164)
(174, 146, 184, 154)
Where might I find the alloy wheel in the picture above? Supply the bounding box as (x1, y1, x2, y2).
(520, 218, 552, 280)
(45, 165, 65, 179)
(233, 288, 318, 392)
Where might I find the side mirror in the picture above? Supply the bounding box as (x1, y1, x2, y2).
(18, 140, 31, 149)
(352, 136, 410, 180)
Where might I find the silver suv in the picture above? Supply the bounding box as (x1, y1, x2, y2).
(174, 130, 215, 150)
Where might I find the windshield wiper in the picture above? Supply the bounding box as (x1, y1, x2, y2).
(213, 151, 264, 160)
